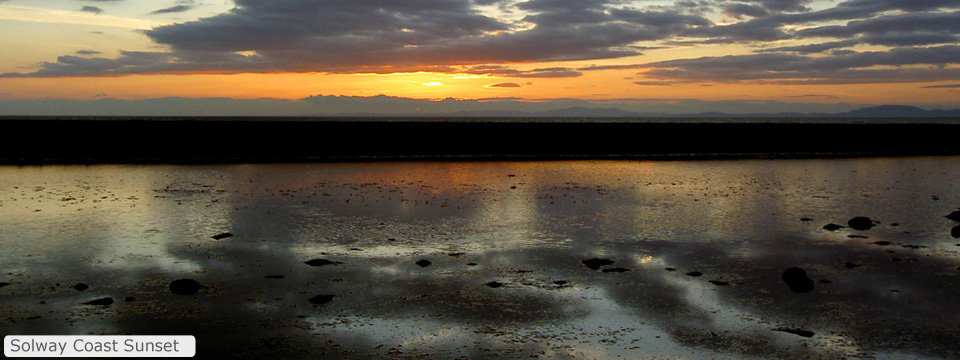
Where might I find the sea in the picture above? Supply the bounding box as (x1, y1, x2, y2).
(1, 118, 960, 359)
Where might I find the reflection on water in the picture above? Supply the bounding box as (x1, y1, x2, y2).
(2, 159, 960, 359)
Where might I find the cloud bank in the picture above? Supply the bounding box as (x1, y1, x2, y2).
(2, 0, 959, 85)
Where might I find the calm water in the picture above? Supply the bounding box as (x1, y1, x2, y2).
(2, 158, 960, 359)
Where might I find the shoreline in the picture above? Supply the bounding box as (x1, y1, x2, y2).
(3, 118, 959, 164)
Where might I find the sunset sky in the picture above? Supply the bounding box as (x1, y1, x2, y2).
(1, 0, 959, 114)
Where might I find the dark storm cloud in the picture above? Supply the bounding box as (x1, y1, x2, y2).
(80, 6, 103, 14)
(6, 0, 710, 77)
(149, 5, 192, 15)
(640, 45, 960, 84)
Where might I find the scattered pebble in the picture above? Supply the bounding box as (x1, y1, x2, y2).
(264, 275, 285, 279)
(601, 267, 630, 273)
(845, 262, 860, 269)
(686, 271, 703, 277)
(212, 232, 233, 240)
(709, 280, 729, 286)
(415, 259, 432, 267)
(73, 283, 89, 291)
(873, 241, 892, 246)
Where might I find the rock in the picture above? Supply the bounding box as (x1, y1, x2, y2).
(82, 297, 114, 306)
(773, 328, 815, 337)
(581, 258, 615, 270)
(212, 232, 233, 240)
(73, 283, 89, 291)
(847, 235, 869, 239)
(309, 294, 335, 305)
(873, 241, 892, 246)
(847, 217, 875, 230)
(305, 259, 341, 267)
(781, 267, 814, 293)
(169, 279, 202, 295)
(486, 281, 504, 288)
(0, 282, 11, 288)
(686, 271, 703, 277)
(823, 223, 844, 231)
(844, 262, 860, 268)
(264, 275, 285, 279)
(664, 267, 677, 272)
(553, 280, 568, 286)
(952, 225, 960, 238)
(601, 267, 630, 273)
(800, 218, 813, 222)
(124, 297, 136, 302)
(466, 262, 478, 266)
(819, 279, 833, 284)
(415, 259, 432, 267)
(709, 280, 729, 286)
(946, 210, 960, 222)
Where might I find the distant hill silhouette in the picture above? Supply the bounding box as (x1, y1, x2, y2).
(443, 105, 960, 118)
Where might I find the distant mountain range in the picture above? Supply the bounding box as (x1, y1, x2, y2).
(439, 105, 960, 118)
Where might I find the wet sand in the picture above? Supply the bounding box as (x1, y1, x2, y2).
(2, 159, 960, 359)
(1, 118, 960, 163)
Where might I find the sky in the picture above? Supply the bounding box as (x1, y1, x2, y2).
(1, 0, 959, 115)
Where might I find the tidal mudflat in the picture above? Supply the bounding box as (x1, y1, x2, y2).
(2, 158, 960, 359)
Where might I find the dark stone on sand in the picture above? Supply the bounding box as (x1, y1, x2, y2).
(486, 281, 504, 288)
(845, 262, 860, 268)
(212, 232, 233, 240)
(848, 235, 869, 239)
(601, 267, 630, 273)
(264, 275, 285, 279)
(124, 297, 136, 302)
(800, 218, 813, 222)
(73, 283, 89, 291)
(873, 241, 892, 246)
(686, 271, 703, 277)
(82, 297, 114, 306)
(581, 258, 615, 270)
(848, 217, 876, 230)
(553, 280, 568, 286)
(819, 279, 832, 284)
(0, 282, 10, 288)
(169, 279, 202, 295)
(946, 210, 960, 222)
(305, 259, 341, 267)
(774, 328, 815, 337)
(416, 259, 432, 267)
(781, 267, 815, 293)
(709, 280, 730, 286)
(823, 223, 844, 231)
(466, 262, 478, 266)
(309, 294, 335, 305)
(665, 267, 677, 271)
(952, 225, 960, 238)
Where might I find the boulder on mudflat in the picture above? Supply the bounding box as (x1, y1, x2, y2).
(773, 328, 815, 337)
(601, 267, 630, 273)
(212, 232, 233, 240)
(486, 281, 504, 288)
(309, 294, 335, 305)
(823, 223, 844, 231)
(952, 225, 960, 238)
(781, 267, 814, 293)
(946, 210, 960, 222)
(169, 279, 202, 295)
(305, 259, 342, 267)
(581, 258, 615, 270)
(73, 283, 89, 291)
(415, 259, 432, 267)
(847, 217, 876, 230)
(82, 297, 114, 306)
